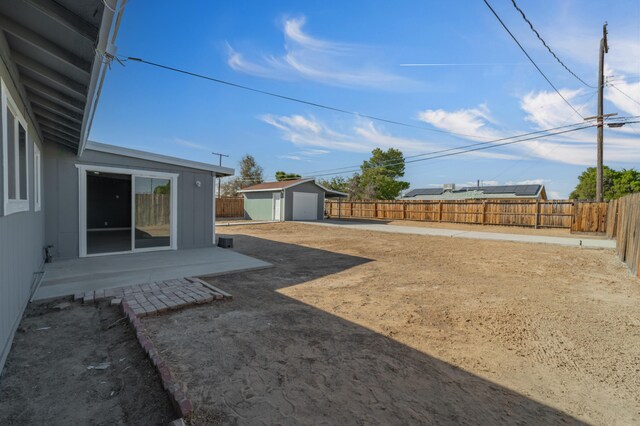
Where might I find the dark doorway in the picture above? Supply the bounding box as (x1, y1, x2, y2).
(86, 172, 132, 255)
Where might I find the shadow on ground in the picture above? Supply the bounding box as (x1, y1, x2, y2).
(143, 234, 585, 425)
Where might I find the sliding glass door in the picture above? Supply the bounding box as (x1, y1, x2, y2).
(80, 166, 177, 257)
(134, 176, 172, 250)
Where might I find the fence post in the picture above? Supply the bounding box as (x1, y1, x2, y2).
(535, 200, 540, 229)
(438, 202, 442, 222)
(338, 198, 341, 219)
(481, 201, 486, 225)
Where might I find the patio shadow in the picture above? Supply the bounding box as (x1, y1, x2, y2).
(143, 234, 586, 425)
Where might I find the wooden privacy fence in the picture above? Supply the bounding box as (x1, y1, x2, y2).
(136, 194, 170, 227)
(325, 199, 608, 232)
(609, 194, 640, 278)
(216, 197, 244, 218)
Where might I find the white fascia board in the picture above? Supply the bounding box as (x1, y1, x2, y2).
(238, 178, 314, 193)
(78, 0, 127, 156)
(314, 182, 348, 197)
(85, 141, 235, 176)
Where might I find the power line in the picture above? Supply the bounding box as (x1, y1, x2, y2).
(492, 90, 598, 182)
(510, 0, 595, 88)
(482, 0, 584, 119)
(607, 82, 640, 107)
(307, 124, 599, 179)
(122, 56, 494, 140)
(303, 119, 597, 176)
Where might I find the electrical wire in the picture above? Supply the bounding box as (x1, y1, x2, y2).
(607, 83, 640, 107)
(489, 90, 598, 182)
(482, 0, 584, 119)
(306, 124, 599, 179)
(302, 119, 597, 176)
(510, 0, 595, 88)
(122, 56, 495, 140)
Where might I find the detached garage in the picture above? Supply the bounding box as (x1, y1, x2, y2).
(239, 178, 347, 221)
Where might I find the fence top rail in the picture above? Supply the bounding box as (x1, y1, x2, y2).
(327, 199, 580, 205)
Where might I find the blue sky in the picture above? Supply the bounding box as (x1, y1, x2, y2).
(91, 0, 640, 198)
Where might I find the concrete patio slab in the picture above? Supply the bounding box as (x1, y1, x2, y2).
(304, 220, 616, 249)
(33, 247, 272, 301)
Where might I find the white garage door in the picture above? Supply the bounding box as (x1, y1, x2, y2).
(292, 191, 318, 221)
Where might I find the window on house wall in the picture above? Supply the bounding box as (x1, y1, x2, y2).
(34, 142, 41, 211)
(2, 79, 29, 215)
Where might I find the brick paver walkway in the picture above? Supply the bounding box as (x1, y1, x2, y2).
(74, 277, 231, 317)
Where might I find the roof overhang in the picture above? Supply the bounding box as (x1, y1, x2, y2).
(239, 178, 348, 196)
(238, 178, 315, 193)
(0, 0, 127, 153)
(85, 141, 235, 176)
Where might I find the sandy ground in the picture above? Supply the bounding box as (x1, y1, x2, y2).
(144, 223, 639, 425)
(0, 300, 176, 425)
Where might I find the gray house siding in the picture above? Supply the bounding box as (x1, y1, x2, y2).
(244, 192, 277, 221)
(43, 143, 216, 260)
(284, 182, 325, 221)
(0, 50, 45, 372)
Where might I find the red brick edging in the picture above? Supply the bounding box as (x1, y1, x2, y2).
(121, 300, 194, 419)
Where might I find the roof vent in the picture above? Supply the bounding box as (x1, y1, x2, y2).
(443, 183, 456, 191)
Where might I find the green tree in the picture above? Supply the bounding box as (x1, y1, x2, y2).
(221, 154, 264, 197)
(570, 166, 640, 200)
(153, 181, 170, 195)
(275, 171, 301, 181)
(318, 176, 362, 199)
(358, 148, 410, 199)
(611, 168, 640, 199)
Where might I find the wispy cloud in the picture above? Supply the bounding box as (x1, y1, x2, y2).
(412, 91, 640, 166)
(416, 104, 503, 140)
(174, 138, 210, 151)
(226, 16, 417, 90)
(604, 66, 640, 117)
(261, 113, 521, 162)
(278, 154, 303, 161)
(520, 88, 588, 129)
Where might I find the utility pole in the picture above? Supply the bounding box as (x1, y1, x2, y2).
(596, 23, 608, 202)
(212, 152, 229, 198)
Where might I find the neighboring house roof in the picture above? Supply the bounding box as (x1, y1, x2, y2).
(239, 178, 348, 197)
(403, 185, 546, 200)
(0, 0, 127, 154)
(404, 188, 445, 197)
(85, 141, 235, 176)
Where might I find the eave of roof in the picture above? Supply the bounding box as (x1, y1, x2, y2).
(85, 141, 235, 176)
(239, 178, 347, 196)
(238, 178, 314, 192)
(0, 0, 127, 153)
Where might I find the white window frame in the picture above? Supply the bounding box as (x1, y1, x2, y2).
(33, 143, 41, 211)
(76, 164, 179, 257)
(2, 79, 29, 215)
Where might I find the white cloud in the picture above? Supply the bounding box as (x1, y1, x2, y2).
(604, 68, 640, 116)
(505, 179, 548, 185)
(278, 154, 303, 161)
(174, 138, 210, 151)
(261, 113, 522, 164)
(416, 104, 501, 140)
(520, 88, 588, 129)
(227, 16, 416, 90)
(298, 149, 330, 156)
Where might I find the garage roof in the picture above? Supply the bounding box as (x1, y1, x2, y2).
(239, 178, 347, 197)
(85, 141, 235, 176)
(0, 0, 126, 153)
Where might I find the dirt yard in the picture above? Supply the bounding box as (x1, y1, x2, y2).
(143, 222, 640, 425)
(0, 300, 176, 425)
